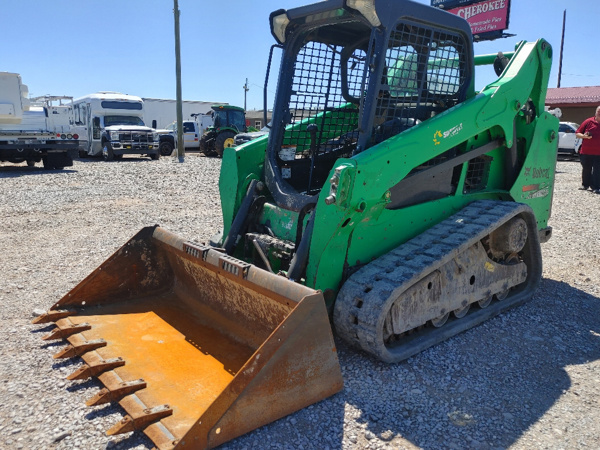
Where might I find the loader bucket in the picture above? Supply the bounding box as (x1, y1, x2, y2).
(33, 226, 343, 449)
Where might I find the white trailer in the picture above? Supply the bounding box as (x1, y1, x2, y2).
(142, 98, 217, 130)
(0, 72, 77, 169)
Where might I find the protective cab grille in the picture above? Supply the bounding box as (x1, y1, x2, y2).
(277, 20, 468, 198)
(371, 20, 468, 147)
(282, 39, 361, 195)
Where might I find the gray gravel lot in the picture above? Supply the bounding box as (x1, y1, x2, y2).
(0, 155, 598, 450)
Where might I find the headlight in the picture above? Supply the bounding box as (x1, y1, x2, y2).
(110, 131, 120, 141)
(153, 133, 159, 142)
(345, 0, 381, 27)
(271, 12, 290, 44)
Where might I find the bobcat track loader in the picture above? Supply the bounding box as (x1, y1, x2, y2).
(34, 0, 558, 448)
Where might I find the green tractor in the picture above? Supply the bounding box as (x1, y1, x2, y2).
(199, 104, 247, 157)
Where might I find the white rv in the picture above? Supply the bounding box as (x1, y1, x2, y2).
(72, 92, 159, 161)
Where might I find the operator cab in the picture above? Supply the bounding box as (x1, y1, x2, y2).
(213, 106, 246, 133)
(265, 0, 474, 212)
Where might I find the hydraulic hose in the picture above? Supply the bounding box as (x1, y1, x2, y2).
(223, 179, 259, 255)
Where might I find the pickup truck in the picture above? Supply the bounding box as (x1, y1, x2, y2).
(161, 115, 214, 155)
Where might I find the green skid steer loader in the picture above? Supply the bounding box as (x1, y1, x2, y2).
(34, 0, 558, 448)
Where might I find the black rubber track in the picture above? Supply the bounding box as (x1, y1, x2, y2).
(333, 200, 543, 363)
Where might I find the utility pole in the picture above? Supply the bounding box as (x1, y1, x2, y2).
(243, 78, 249, 111)
(557, 9, 566, 88)
(174, 0, 185, 162)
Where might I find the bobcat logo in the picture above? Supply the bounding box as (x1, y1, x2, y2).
(434, 123, 463, 145)
(443, 123, 463, 138)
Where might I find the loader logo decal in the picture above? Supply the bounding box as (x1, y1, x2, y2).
(524, 167, 551, 180)
(443, 123, 463, 139)
(532, 167, 551, 179)
(522, 182, 550, 200)
(434, 123, 463, 145)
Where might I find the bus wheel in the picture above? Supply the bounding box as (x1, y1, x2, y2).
(102, 142, 115, 161)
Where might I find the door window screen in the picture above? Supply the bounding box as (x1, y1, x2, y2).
(282, 39, 362, 194)
(371, 22, 468, 146)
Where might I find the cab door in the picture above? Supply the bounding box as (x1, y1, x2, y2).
(86, 105, 94, 155)
(183, 121, 199, 148)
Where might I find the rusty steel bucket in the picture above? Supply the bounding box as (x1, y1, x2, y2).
(33, 226, 343, 449)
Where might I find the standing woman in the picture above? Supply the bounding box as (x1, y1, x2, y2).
(576, 106, 600, 193)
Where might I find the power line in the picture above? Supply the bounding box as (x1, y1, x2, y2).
(562, 73, 596, 77)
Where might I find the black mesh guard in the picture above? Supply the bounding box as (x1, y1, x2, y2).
(371, 20, 467, 147)
(275, 19, 468, 198)
(282, 40, 362, 195)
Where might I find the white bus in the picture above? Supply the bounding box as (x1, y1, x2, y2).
(72, 92, 158, 160)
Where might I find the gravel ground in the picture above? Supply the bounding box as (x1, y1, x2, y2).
(0, 155, 598, 450)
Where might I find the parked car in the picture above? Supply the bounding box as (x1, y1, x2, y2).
(164, 120, 201, 150)
(234, 125, 270, 146)
(558, 122, 582, 159)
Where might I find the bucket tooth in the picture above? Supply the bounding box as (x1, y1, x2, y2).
(67, 357, 125, 381)
(86, 379, 147, 407)
(31, 309, 76, 324)
(53, 338, 106, 359)
(107, 404, 173, 436)
(42, 322, 91, 341)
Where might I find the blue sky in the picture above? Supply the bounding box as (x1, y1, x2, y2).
(1, 0, 597, 111)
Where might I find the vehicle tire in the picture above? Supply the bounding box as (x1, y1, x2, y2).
(150, 152, 160, 160)
(102, 141, 114, 161)
(159, 141, 174, 156)
(42, 156, 54, 170)
(78, 149, 87, 158)
(42, 153, 68, 170)
(215, 131, 236, 157)
(26, 160, 35, 167)
(199, 135, 209, 154)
